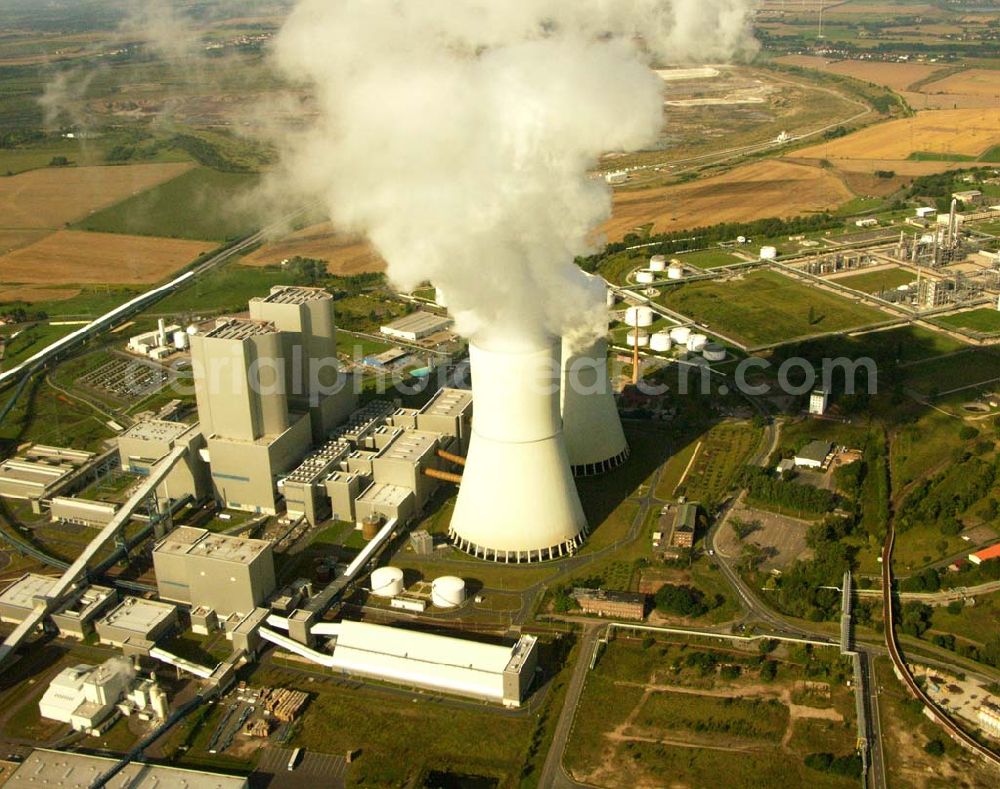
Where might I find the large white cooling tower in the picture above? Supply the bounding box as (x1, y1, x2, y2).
(449, 341, 587, 563)
(561, 337, 630, 477)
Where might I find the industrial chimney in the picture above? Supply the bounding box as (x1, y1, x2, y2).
(449, 340, 587, 562)
(561, 337, 629, 476)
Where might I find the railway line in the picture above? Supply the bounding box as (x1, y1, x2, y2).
(881, 523, 1000, 767)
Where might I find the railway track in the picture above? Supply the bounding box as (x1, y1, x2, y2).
(881, 523, 1000, 767)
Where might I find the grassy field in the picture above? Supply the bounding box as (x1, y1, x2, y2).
(152, 264, 300, 316)
(676, 249, 746, 269)
(936, 308, 1000, 334)
(904, 349, 1000, 397)
(833, 267, 916, 294)
(658, 270, 888, 348)
(667, 420, 762, 507)
(890, 410, 968, 493)
(847, 325, 966, 364)
(73, 167, 259, 241)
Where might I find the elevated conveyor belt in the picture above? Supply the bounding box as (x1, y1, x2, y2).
(0, 445, 188, 669)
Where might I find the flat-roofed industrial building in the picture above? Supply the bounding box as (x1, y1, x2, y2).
(0, 445, 95, 504)
(572, 588, 647, 621)
(0, 573, 117, 639)
(153, 526, 276, 617)
(117, 419, 211, 503)
(5, 749, 248, 789)
(95, 596, 178, 652)
(380, 311, 452, 342)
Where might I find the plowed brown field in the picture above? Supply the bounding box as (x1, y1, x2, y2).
(241, 222, 385, 275)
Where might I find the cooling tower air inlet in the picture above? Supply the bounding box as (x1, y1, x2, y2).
(449, 341, 587, 563)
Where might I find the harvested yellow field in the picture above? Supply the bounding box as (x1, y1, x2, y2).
(0, 229, 48, 256)
(774, 55, 944, 92)
(0, 286, 80, 303)
(784, 157, 968, 176)
(0, 162, 193, 230)
(242, 222, 385, 276)
(794, 109, 1000, 161)
(604, 160, 852, 241)
(0, 230, 209, 285)
(922, 69, 1000, 99)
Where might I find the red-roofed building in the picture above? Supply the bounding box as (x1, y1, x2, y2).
(969, 543, 1000, 565)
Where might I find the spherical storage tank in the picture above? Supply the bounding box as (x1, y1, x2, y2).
(703, 342, 726, 362)
(687, 333, 708, 352)
(626, 330, 649, 348)
(760, 246, 778, 260)
(636, 269, 655, 285)
(669, 326, 691, 345)
(649, 255, 667, 272)
(624, 306, 654, 328)
(649, 332, 672, 353)
(370, 566, 404, 597)
(667, 265, 684, 281)
(432, 576, 466, 608)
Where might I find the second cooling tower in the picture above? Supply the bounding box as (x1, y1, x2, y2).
(561, 337, 630, 476)
(449, 341, 587, 563)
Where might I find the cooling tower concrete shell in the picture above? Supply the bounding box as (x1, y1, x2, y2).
(371, 566, 404, 597)
(431, 576, 466, 608)
(649, 255, 667, 271)
(561, 338, 630, 477)
(649, 332, 672, 353)
(624, 307, 654, 328)
(449, 342, 587, 563)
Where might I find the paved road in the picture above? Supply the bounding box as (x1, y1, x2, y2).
(858, 649, 888, 789)
(537, 623, 604, 789)
(856, 578, 1000, 603)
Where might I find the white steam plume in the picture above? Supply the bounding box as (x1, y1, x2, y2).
(268, 1, 757, 349)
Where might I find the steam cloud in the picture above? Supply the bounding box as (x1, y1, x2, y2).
(267, 0, 757, 349)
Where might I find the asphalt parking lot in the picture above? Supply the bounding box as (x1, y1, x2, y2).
(252, 747, 346, 788)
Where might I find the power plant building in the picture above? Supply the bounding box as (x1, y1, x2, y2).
(0, 445, 95, 504)
(0, 574, 117, 640)
(117, 419, 211, 504)
(95, 597, 178, 653)
(380, 311, 452, 342)
(153, 526, 276, 617)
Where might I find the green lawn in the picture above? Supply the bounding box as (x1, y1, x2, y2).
(979, 145, 1000, 163)
(675, 249, 745, 269)
(73, 167, 259, 241)
(846, 325, 966, 364)
(658, 270, 888, 348)
(936, 308, 1000, 334)
(834, 267, 916, 295)
(0, 322, 78, 370)
(152, 264, 299, 315)
(904, 349, 1000, 397)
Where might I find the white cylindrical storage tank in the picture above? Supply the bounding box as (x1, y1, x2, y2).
(624, 306, 654, 328)
(649, 332, 672, 353)
(605, 289, 616, 308)
(687, 333, 708, 352)
(703, 342, 726, 362)
(370, 566, 404, 597)
(635, 269, 655, 285)
(667, 265, 684, 280)
(449, 341, 587, 563)
(560, 337, 630, 476)
(186, 324, 199, 336)
(760, 246, 778, 260)
(173, 330, 189, 351)
(669, 326, 691, 345)
(626, 330, 649, 348)
(737, 235, 747, 244)
(649, 255, 667, 272)
(432, 576, 467, 608)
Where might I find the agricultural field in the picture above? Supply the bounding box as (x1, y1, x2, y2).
(73, 167, 259, 242)
(657, 270, 888, 348)
(830, 266, 916, 294)
(605, 160, 854, 242)
(0, 162, 194, 231)
(918, 69, 1000, 108)
(0, 286, 79, 304)
(241, 221, 385, 276)
(793, 108, 1000, 163)
(0, 230, 209, 285)
(773, 55, 946, 93)
(935, 308, 1000, 334)
(564, 637, 860, 789)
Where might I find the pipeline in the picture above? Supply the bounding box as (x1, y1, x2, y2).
(424, 467, 463, 485)
(436, 448, 467, 467)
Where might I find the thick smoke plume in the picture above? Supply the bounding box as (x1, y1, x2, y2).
(268, 1, 757, 349)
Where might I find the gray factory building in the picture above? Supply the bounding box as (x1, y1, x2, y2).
(0, 574, 117, 640)
(0, 445, 96, 506)
(117, 419, 211, 503)
(191, 318, 314, 515)
(153, 526, 276, 617)
(95, 596, 178, 653)
(278, 388, 473, 527)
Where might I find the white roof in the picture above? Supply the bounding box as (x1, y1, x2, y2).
(6, 749, 247, 788)
(324, 620, 517, 701)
